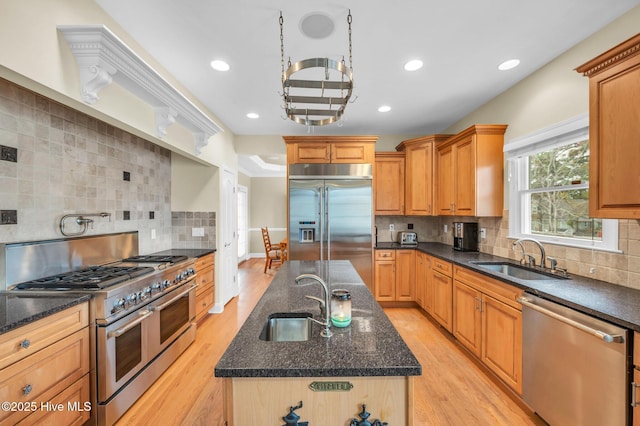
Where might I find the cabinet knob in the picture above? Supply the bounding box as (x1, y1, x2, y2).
(20, 339, 31, 349)
(23, 384, 32, 395)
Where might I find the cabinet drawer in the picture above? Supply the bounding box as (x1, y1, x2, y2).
(431, 258, 452, 277)
(17, 374, 91, 426)
(196, 287, 215, 321)
(0, 303, 89, 370)
(195, 253, 215, 271)
(454, 266, 523, 310)
(196, 267, 215, 295)
(375, 250, 396, 261)
(0, 327, 90, 424)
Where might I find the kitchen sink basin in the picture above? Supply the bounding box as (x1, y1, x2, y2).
(259, 312, 313, 342)
(471, 262, 568, 281)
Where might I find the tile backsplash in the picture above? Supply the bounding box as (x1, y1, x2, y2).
(171, 211, 216, 249)
(375, 213, 640, 291)
(0, 77, 172, 253)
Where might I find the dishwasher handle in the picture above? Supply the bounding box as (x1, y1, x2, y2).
(517, 296, 625, 344)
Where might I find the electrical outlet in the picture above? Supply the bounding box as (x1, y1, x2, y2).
(151, 229, 156, 239)
(192, 227, 205, 237)
(443, 224, 448, 233)
(480, 228, 486, 239)
(589, 267, 596, 274)
(389, 224, 394, 231)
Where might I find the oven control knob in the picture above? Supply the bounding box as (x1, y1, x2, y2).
(126, 293, 138, 306)
(162, 279, 170, 289)
(111, 298, 126, 314)
(140, 287, 151, 301)
(151, 282, 161, 293)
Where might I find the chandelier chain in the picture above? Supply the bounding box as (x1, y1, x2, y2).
(347, 9, 353, 71)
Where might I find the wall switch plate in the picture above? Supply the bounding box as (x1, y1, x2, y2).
(389, 224, 395, 231)
(151, 229, 156, 239)
(443, 224, 448, 233)
(192, 227, 205, 237)
(480, 228, 486, 239)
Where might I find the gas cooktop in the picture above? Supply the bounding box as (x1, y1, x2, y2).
(13, 265, 155, 291)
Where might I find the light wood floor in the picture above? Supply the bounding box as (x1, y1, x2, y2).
(117, 259, 544, 425)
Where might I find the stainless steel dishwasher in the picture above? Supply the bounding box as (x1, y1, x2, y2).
(518, 293, 630, 426)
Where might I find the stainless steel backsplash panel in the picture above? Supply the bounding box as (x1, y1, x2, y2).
(2, 232, 139, 289)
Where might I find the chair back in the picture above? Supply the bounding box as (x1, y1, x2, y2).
(261, 227, 273, 252)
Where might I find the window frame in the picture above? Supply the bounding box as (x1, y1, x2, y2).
(505, 114, 619, 253)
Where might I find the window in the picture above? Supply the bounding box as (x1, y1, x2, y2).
(237, 185, 248, 261)
(506, 114, 618, 252)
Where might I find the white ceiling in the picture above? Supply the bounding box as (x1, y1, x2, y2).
(94, 1, 639, 174)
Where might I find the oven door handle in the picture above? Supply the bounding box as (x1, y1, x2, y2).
(108, 309, 154, 338)
(151, 283, 198, 312)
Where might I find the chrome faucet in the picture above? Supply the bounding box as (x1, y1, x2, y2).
(295, 274, 332, 338)
(512, 238, 546, 269)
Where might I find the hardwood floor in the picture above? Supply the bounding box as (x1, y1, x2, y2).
(117, 259, 543, 425)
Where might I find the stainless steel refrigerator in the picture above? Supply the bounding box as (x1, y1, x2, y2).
(288, 164, 373, 288)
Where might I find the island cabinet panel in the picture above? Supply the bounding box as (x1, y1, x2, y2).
(576, 33, 640, 218)
(223, 376, 412, 425)
(396, 135, 451, 216)
(195, 253, 215, 322)
(374, 152, 405, 215)
(453, 266, 523, 394)
(435, 125, 506, 217)
(283, 136, 377, 165)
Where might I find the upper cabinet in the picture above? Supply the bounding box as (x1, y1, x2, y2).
(284, 136, 377, 164)
(435, 125, 507, 217)
(374, 152, 405, 215)
(576, 33, 640, 219)
(396, 135, 452, 215)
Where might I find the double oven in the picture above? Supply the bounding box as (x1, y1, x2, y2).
(4, 232, 199, 425)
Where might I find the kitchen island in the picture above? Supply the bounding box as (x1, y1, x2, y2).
(215, 260, 421, 425)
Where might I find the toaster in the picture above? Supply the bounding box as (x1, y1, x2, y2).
(397, 231, 418, 246)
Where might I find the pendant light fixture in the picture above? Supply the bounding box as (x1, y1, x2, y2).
(279, 10, 354, 127)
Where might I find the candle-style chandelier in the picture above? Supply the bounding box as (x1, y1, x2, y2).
(279, 10, 354, 127)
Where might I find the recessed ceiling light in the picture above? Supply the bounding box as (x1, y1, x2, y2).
(210, 60, 230, 71)
(378, 105, 391, 113)
(246, 112, 259, 119)
(404, 60, 423, 71)
(498, 59, 520, 71)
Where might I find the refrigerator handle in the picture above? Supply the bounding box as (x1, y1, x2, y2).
(326, 186, 331, 262)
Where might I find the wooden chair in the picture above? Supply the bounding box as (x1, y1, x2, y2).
(261, 227, 282, 273)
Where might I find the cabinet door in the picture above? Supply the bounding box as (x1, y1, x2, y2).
(453, 280, 482, 357)
(395, 250, 415, 301)
(482, 294, 523, 394)
(431, 270, 453, 332)
(415, 252, 428, 309)
(453, 137, 476, 215)
(331, 143, 373, 163)
(374, 154, 405, 215)
(435, 144, 454, 215)
(294, 143, 331, 163)
(374, 260, 396, 301)
(405, 142, 434, 215)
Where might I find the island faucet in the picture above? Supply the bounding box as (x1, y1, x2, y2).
(512, 238, 546, 268)
(295, 274, 332, 338)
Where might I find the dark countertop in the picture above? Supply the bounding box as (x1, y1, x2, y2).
(215, 260, 422, 378)
(377, 241, 640, 332)
(149, 248, 216, 258)
(0, 294, 91, 334)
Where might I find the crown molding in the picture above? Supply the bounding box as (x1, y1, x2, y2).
(58, 24, 223, 155)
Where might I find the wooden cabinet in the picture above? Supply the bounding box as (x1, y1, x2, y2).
(283, 136, 377, 164)
(195, 253, 215, 322)
(374, 152, 405, 215)
(633, 331, 640, 425)
(429, 256, 453, 333)
(415, 251, 428, 309)
(374, 249, 415, 302)
(0, 303, 91, 425)
(435, 125, 506, 217)
(396, 135, 451, 216)
(576, 33, 640, 219)
(453, 266, 523, 394)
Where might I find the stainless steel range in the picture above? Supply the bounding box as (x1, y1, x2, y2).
(5, 232, 198, 425)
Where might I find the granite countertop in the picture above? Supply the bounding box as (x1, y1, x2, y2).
(149, 248, 216, 258)
(215, 260, 422, 378)
(377, 241, 640, 332)
(0, 294, 91, 334)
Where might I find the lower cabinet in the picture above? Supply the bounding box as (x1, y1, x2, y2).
(0, 303, 91, 425)
(427, 256, 453, 333)
(374, 249, 415, 302)
(453, 266, 523, 394)
(415, 252, 428, 309)
(633, 331, 640, 425)
(195, 253, 215, 322)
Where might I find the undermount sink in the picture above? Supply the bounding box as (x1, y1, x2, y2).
(471, 262, 568, 281)
(259, 312, 313, 342)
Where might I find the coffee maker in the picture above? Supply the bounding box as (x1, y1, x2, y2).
(453, 222, 479, 252)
